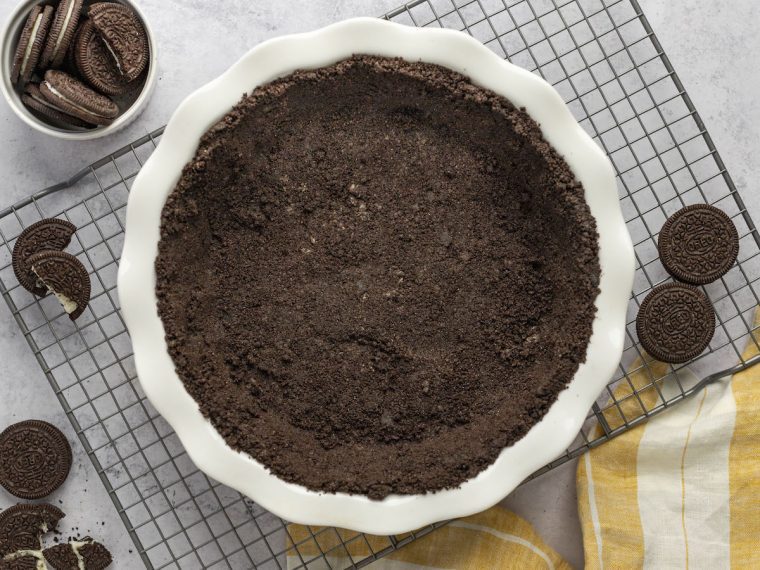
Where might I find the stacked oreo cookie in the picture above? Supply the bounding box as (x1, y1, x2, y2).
(11, 218, 91, 321)
(637, 204, 739, 363)
(10, 0, 148, 130)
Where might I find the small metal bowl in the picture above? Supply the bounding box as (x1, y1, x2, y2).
(0, 0, 157, 140)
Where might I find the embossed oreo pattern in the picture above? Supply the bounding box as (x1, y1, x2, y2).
(11, 218, 77, 296)
(28, 251, 91, 321)
(658, 204, 739, 285)
(78, 542, 113, 570)
(0, 503, 64, 555)
(636, 283, 715, 363)
(0, 421, 72, 499)
(41, 544, 78, 569)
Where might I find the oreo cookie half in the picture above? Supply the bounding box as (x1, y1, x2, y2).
(636, 283, 716, 364)
(12, 218, 78, 296)
(74, 19, 131, 96)
(28, 251, 91, 321)
(658, 204, 739, 285)
(0, 503, 65, 555)
(88, 2, 148, 83)
(0, 421, 72, 500)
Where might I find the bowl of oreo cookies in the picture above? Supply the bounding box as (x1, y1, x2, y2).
(0, 0, 155, 139)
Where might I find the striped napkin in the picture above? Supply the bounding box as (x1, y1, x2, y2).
(287, 310, 760, 569)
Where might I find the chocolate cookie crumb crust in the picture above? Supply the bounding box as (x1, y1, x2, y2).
(155, 56, 600, 498)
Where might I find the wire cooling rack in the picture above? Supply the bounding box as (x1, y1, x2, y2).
(1, 0, 759, 568)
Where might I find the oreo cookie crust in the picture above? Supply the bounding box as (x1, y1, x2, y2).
(40, 0, 84, 69)
(74, 19, 131, 96)
(0, 503, 65, 555)
(156, 55, 601, 498)
(658, 204, 739, 285)
(11, 5, 54, 85)
(0, 421, 72, 500)
(28, 251, 91, 321)
(12, 218, 78, 296)
(637, 283, 716, 364)
(88, 3, 148, 83)
(44, 540, 112, 570)
(40, 70, 118, 127)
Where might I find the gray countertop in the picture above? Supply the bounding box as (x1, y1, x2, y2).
(1, 1, 758, 568)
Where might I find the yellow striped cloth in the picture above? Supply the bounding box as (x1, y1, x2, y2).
(577, 310, 760, 569)
(287, 311, 760, 569)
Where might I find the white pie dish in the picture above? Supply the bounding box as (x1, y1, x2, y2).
(118, 17, 634, 535)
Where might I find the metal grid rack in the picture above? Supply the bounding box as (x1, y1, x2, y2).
(0, 0, 758, 568)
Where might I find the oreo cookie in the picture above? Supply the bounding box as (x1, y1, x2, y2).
(636, 283, 716, 363)
(22, 83, 93, 129)
(11, 5, 54, 86)
(74, 19, 131, 96)
(12, 218, 78, 296)
(0, 503, 65, 555)
(658, 204, 739, 285)
(28, 251, 91, 321)
(88, 2, 148, 83)
(44, 540, 112, 570)
(0, 421, 72, 499)
(40, 0, 84, 69)
(40, 70, 119, 126)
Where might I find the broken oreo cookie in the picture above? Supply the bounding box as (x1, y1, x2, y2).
(0, 503, 64, 555)
(0, 420, 72, 500)
(658, 204, 739, 285)
(44, 539, 112, 570)
(636, 283, 715, 364)
(28, 251, 91, 321)
(12, 218, 77, 296)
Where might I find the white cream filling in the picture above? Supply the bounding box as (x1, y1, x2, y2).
(101, 38, 124, 74)
(20, 14, 43, 77)
(32, 267, 79, 315)
(29, 90, 62, 111)
(54, 291, 78, 314)
(51, 0, 77, 61)
(69, 540, 92, 570)
(3, 549, 47, 569)
(43, 82, 110, 118)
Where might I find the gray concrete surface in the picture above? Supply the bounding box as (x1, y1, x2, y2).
(0, 1, 758, 568)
